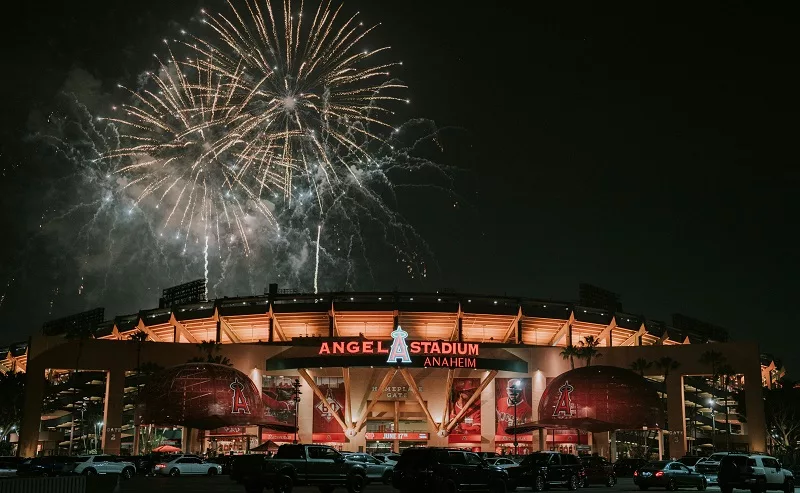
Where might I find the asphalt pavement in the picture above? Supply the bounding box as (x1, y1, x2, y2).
(117, 477, 752, 493)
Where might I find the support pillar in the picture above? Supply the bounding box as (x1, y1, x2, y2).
(609, 430, 617, 461)
(666, 373, 687, 458)
(102, 369, 126, 454)
(538, 429, 546, 451)
(19, 363, 46, 458)
(743, 366, 767, 453)
(133, 425, 141, 456)
(658, 430, 664, 460)
(182, 426, 191, 453)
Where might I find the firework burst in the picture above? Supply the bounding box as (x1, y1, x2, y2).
(106, 0, 406, 255)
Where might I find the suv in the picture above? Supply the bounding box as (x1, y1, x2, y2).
(718, 454, 794, 493)
(580, 455, 616, 487)
(344, 453, 394, 484)
(68, 455, 136, 478)
(696, 452, 730, 484)
(392, 447, 508, 493)
(506, 452, 583, 491)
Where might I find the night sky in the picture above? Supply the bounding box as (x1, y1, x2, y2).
(1, 1, 798, 368)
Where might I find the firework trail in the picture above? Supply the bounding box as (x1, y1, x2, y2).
(314, 223, 321, 293)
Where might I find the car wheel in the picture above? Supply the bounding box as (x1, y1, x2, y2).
(533, 475, 546, 492)
(785, 479, 795, 493)
(583, 477, 590, 488)
(569, 475, 580, 491)
(607, 474, 617, 487)
(122, 467, 134, 480)
(347, 474, 365, 493)
(667, 479, 677, 491)
(490, 479, 507, 493)
(697, 478, 707, 491)
(207, 467, 217, 476)
(83, 468, 97, 476)
(274, 474, 294, 493)
(169, 468, 180, 477)
(382, 470, 393, 485)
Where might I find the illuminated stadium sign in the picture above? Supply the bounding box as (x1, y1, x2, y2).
(317, 326, 479, 368)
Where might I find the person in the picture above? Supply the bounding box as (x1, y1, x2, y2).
(496, 379, 533, 435)
(450, 380, 481, 434)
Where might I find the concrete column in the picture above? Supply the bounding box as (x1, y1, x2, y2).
(102, 369, 126, 454)
(658, 430, 664, 460)
(666, 373, 687, 458)
(538, 429, 546, 451)
(743, 366, 767, 453)
(182, 426, 191, 453)
(609, 431, 617, 461)
(19, 363, 46, 458)
(133, 425, 141, 455)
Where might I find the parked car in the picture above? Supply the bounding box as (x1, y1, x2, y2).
(374, 453, 401, 466)
(580, 455, 617, 486)
(232, 444, 368, 493)
(16, 456, 80, 477)
(154, 455, 221, 476)
(0, 457, 24, 478)
(633, 460, 707, 491)
(506, 451, 583, 491)
(207, 454, 237, 474)
(344, 453, 394, 484)
(717, 453, 794, 493)
(392, 447, 508, 493)
(478, 452, 499, 460)
(696, 453, 731, 484)
(68, 455, 136, 479)
(487, 457, 519, 469)
(614, 458, 649, 477)
(678, 457, 704, 473)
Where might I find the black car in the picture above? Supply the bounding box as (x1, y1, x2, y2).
(634, 460, 707, 491)
(392, 447, 508, 493)
(506, 452, 583, 491)
(580, 455, 617, 487)
(16, 456, 80, 477)
(615, 458, 649, 477)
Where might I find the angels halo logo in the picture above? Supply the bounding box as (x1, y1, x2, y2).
(552, 380, 577, 418)
(387, 326, 411, 364)
(230, 378, 251, 414)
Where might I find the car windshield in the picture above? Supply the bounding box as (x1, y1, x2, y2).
(521, 454, 553, 466)
(708, 454, 726, 461)
(649, 461, 670, 469)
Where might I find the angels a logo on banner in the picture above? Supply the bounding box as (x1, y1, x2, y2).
(552, 381, 577, 418)
(230, 378, 251, 414)
(495, 377, 532, 434)
(313, 377, 345, 434)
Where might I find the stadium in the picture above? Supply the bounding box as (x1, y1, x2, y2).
(7, 282, 778, 460)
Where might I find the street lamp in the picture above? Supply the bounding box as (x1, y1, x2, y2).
(291, 379, 302, 444)
(708, 399, 716, 451)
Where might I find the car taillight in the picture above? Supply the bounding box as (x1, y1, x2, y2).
(634, 471, 639, 477)
(155, 463, 167, 469)
(655, 471, 664, 477)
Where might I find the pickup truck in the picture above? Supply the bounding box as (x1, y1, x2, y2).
(231, 444, 368, 493)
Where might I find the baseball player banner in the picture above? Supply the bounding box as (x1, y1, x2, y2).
(448, 378, 482, 442)
(313, 376, 346, 436)
(495, 377, 533, 436)
(262, 376, 298, 427)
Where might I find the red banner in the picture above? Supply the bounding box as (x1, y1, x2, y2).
(312, 433, 347, 443)
(448, 434, 482, 443)
(261, 432, 294, 442)
(313, 377, 346, 436)
(364, 432, 428, 441)
(262, 376, 298, 429)
(449, 378, 481, 437)
(495, 377, 533, 435)
(495, 434, 534, 443)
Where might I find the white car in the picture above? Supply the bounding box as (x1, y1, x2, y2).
(154, 455, 222, 476)
(485, 457, 518, 469)
(374, 454, 401, 466)
(70, 455, 136, 479)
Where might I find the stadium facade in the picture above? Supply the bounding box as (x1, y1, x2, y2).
(5, 290, 778, 459)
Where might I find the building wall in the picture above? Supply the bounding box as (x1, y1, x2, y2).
(19, 335, 766, 457)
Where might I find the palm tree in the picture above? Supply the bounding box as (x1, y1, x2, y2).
(630, 358, 653, 377)
(128, 330, 149, 375)
(577, 335, 602, 367)
(189, 340, 233, 366)
(560, 345, 579, 370)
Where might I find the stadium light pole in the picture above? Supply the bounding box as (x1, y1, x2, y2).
(708, 399, 716, 451)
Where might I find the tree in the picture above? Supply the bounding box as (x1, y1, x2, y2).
(189, 340, 232, 366)
(0, 371, 25, 448)
(764, 384, 800, 462)
(128, 330, 150, 374)
(577, 335, 602, 367)
(560, 345, 579, 370)
(630, 358, 653, 377)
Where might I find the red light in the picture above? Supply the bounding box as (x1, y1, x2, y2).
(655, 471, 664, 477)
(634, 471, 639, 477)
(156, 463, 167, 468)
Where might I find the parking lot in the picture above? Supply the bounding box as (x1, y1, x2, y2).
(118, 477, 797, 493)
